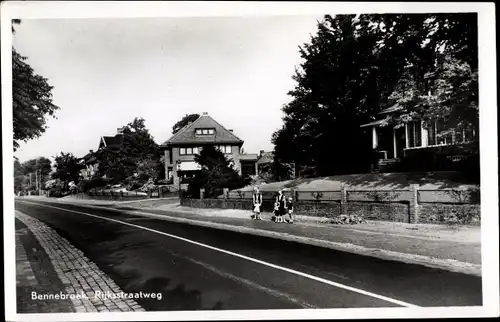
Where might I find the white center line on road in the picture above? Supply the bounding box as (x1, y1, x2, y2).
(18, 200, 420, 308)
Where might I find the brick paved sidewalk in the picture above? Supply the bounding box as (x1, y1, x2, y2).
(15, 211, 146, 313)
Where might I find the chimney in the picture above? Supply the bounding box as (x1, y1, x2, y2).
(202, 112, 208, 116)
(260, 150, 265, 156)
(229, 129, 233, 133)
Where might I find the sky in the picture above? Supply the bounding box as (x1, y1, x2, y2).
(12, 15, 323, 163)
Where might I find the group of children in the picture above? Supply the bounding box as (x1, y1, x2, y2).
(252, 188, 294, 223)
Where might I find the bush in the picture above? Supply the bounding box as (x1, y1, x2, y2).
(331, 214, 367, 225)
(48, 187, 70, 198)
(139, 180, 156, 193)
(80, 177, 110, 192)
(126, 180, 143, 191)
(186, 145, 251, 198)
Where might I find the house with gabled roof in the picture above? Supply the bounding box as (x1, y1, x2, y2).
(78, 127, 126, 179)
(99, 128, 125, 150)
(160, 112, 247, 186)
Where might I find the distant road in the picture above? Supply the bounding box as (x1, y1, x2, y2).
(15, 200, 482, 311)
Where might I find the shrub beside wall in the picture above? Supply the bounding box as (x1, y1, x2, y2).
(345, 202, 410, 222)
(418, 203, 480, 225)
(297, 201, 342, 218)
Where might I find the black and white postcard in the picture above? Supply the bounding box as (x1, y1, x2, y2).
(2, 1, 498, 321)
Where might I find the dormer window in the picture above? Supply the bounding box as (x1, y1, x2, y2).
(196, 128, 215, 135)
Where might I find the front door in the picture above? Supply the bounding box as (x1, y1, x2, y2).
(395, 127, 406, 158)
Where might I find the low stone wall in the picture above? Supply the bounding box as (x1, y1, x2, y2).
(94, 196, 148, 201)
(181, 197, 481, 225)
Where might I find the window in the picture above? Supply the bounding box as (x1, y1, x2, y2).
(464, 128, 476, 142)
(436, 119, 453, 145)
(426, 118, 475, 147)
(196, 128, 215, 135)
(217, 145, 232, 154)
(407, 121, 422, 148)
(427, 122, 436, 146)
(179, 147, 200, 155)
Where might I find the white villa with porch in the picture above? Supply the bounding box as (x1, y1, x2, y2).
(361, 104, 476, 170)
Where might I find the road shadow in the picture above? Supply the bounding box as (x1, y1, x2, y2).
(110, 273, 214, 311)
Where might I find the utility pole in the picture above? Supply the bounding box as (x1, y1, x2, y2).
(37, 169, 42, 195)
(35, 158, 39, 192)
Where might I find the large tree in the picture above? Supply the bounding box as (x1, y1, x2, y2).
(172, 113, 200, 134)
(273, 15, 386, 176)
(273, 13, 478, 177)
(12, 20, 60, 152)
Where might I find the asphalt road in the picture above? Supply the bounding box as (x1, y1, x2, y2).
(14, 200, 482, 311)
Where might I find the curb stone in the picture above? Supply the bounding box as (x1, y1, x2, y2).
(18, 199, 481, 277)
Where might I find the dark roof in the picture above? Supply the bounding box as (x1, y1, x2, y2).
(240, 153, 259, 161)
(101, 134, 124, 149)
(379, 103, 404, 115)
(79, 152, 97, 164)
(161, 113, 244, 146)
(257, 151, 274, 164)
(86, 156, 97, 164)
(360, 119, 385, 128)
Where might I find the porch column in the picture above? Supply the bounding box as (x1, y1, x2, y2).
(255, 162, 258, 176)
(393, 128, 397, 158)
(405, 123, 409, 149)
(372, 126, 378, 149)
(421, 120, 429, 147)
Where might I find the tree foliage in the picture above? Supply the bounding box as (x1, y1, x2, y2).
(273, 13, 478, 177)
(136, 158, 162, 183)
(255, 161, 295, 183)
(376, 14, 478, 134)
(172, 113, 200, 134)
(14, 157, 53, 193)
(95, 117, 162, 184)
(12, 20, 60, 151)
(21, 157, 52, 177)
(51, 152, 83, 190)
(187, 145, 250, 198)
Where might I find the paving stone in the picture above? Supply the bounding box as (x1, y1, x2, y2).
(15, 211, 146, 313)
